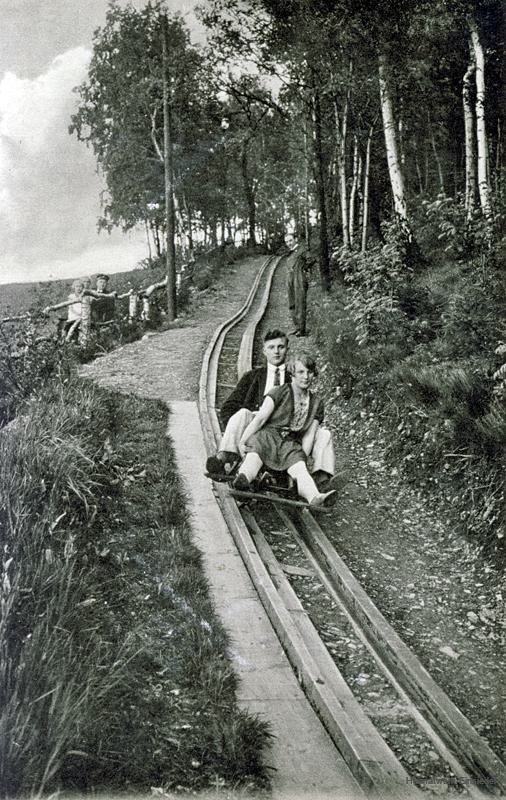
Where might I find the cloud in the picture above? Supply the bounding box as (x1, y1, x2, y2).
(0, 47, 146, 284)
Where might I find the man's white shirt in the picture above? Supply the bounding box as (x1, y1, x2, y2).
(264, 363, 287, 394)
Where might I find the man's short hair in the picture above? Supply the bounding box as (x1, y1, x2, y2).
(264, 329, 287, 343)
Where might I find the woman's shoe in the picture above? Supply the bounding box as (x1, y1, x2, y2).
(309, 489, 337, 508)
(233, 473, 251, 491)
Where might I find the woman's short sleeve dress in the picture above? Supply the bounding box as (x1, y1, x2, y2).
(246, 383, 324, 471)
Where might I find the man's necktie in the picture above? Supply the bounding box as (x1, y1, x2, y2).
(274, 367, 280, 386)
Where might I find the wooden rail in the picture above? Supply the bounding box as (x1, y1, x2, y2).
(198, 246, 506, 797)
(198, 250, 421, 798)
(294, 508, 506, 796)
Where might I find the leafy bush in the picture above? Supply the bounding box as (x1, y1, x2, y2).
(414, 195, 491, 263)
(312, 213, 506, 555)
(438, 264, 505, 359)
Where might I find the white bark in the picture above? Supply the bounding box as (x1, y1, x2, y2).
(349, 135, 359, 247)
(304, 127, 311, 245)
(357, 152, 364, 242)
(398, 106, 405, 167)
(334, 99, 350, 248)
(463, 59, 476, 218)
(378, 53, 408, 220)
(415, 150, 423, 195)
(469, 18, 492, 221)
(361, 123, 374, 253)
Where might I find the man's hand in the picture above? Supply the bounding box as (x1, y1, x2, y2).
(239, 435, 251, 455)
(42, 306, 51, 316)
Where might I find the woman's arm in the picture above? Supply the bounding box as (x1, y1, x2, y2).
(239, 396, 275, 449)
(83, 289, 118, 299)
(43, 297, 76, 314)
(301, 419, 319, 457)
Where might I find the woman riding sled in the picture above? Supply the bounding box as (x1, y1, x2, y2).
(233, 354, 337, 508)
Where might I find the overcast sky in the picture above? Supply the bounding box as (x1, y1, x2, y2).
(0, 0, 205, 284)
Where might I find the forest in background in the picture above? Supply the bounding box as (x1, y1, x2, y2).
(68, 0, 506, 555)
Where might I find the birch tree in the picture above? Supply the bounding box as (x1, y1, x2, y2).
(469, 16, 493, 223)
(378, 52, 408, 222)
(463, 58, 477, 219)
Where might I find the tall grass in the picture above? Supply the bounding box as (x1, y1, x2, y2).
(0, 381, 270, 796)
(0, 383, 130, 796)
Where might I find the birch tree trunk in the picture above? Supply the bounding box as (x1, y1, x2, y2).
(173, 191, 186, 252)
(415, 150, 423, 195)
(144, 218, 152, 261)
(348, 135, 359, 247)
(183, 195, 194, 255)
(334, 99, 350, 249)
(361, 123, 374, 252)
(398, 104, 406, 167)
(162, 13, 177, 320)
(357, 152, 364, 244)
(462, 59, 476, 219)
(311, 85, 332, 290)
(240, 138, 257, 246)
(151, 222, 161, 258)
(378, 53, 408, 221)
(304, 126, 311, 246)
(469, 17, 492, 222)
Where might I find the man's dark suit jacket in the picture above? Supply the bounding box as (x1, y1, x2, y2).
(220, 366, 291, 426)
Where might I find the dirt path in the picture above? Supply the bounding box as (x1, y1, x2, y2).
(79, 255, 265, 399)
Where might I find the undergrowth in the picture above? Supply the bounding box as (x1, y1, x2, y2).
(0, 380, 270, 797)
(315, 208, 506, 557)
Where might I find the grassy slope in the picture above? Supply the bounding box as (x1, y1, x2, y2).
(0, 379, 270, 797)
(312, 223, 505, 555)
(0, 243, 246, 320)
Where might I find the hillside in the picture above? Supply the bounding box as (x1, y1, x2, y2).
(0, 263, 167, 320)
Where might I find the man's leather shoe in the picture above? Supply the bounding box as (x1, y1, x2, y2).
(206, 455, 226, 475)
(233, 473, 251, 491)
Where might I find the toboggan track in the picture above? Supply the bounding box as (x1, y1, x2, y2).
(198, 251, 506, 799)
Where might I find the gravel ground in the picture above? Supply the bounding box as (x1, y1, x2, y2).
(257, 258, 506, 785)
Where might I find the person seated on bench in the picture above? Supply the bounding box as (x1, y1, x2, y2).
(206, 329, 336, 488)
(232, 354, 336, 508)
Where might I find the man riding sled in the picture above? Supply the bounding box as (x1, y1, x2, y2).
(206, 329, 336, 491)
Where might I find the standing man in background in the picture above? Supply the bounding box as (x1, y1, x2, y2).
(287, 250, 311, 337)
(91, 274, 116, 324)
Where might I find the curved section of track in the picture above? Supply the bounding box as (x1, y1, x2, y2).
(198, 253, 506, 799)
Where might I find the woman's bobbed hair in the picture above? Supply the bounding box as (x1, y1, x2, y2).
(287, 353, 318, 377)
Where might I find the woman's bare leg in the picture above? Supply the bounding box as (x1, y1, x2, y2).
(288, 461, 336, 507)
(237, 452, 263, 483)
(287, 461, 320, 503)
